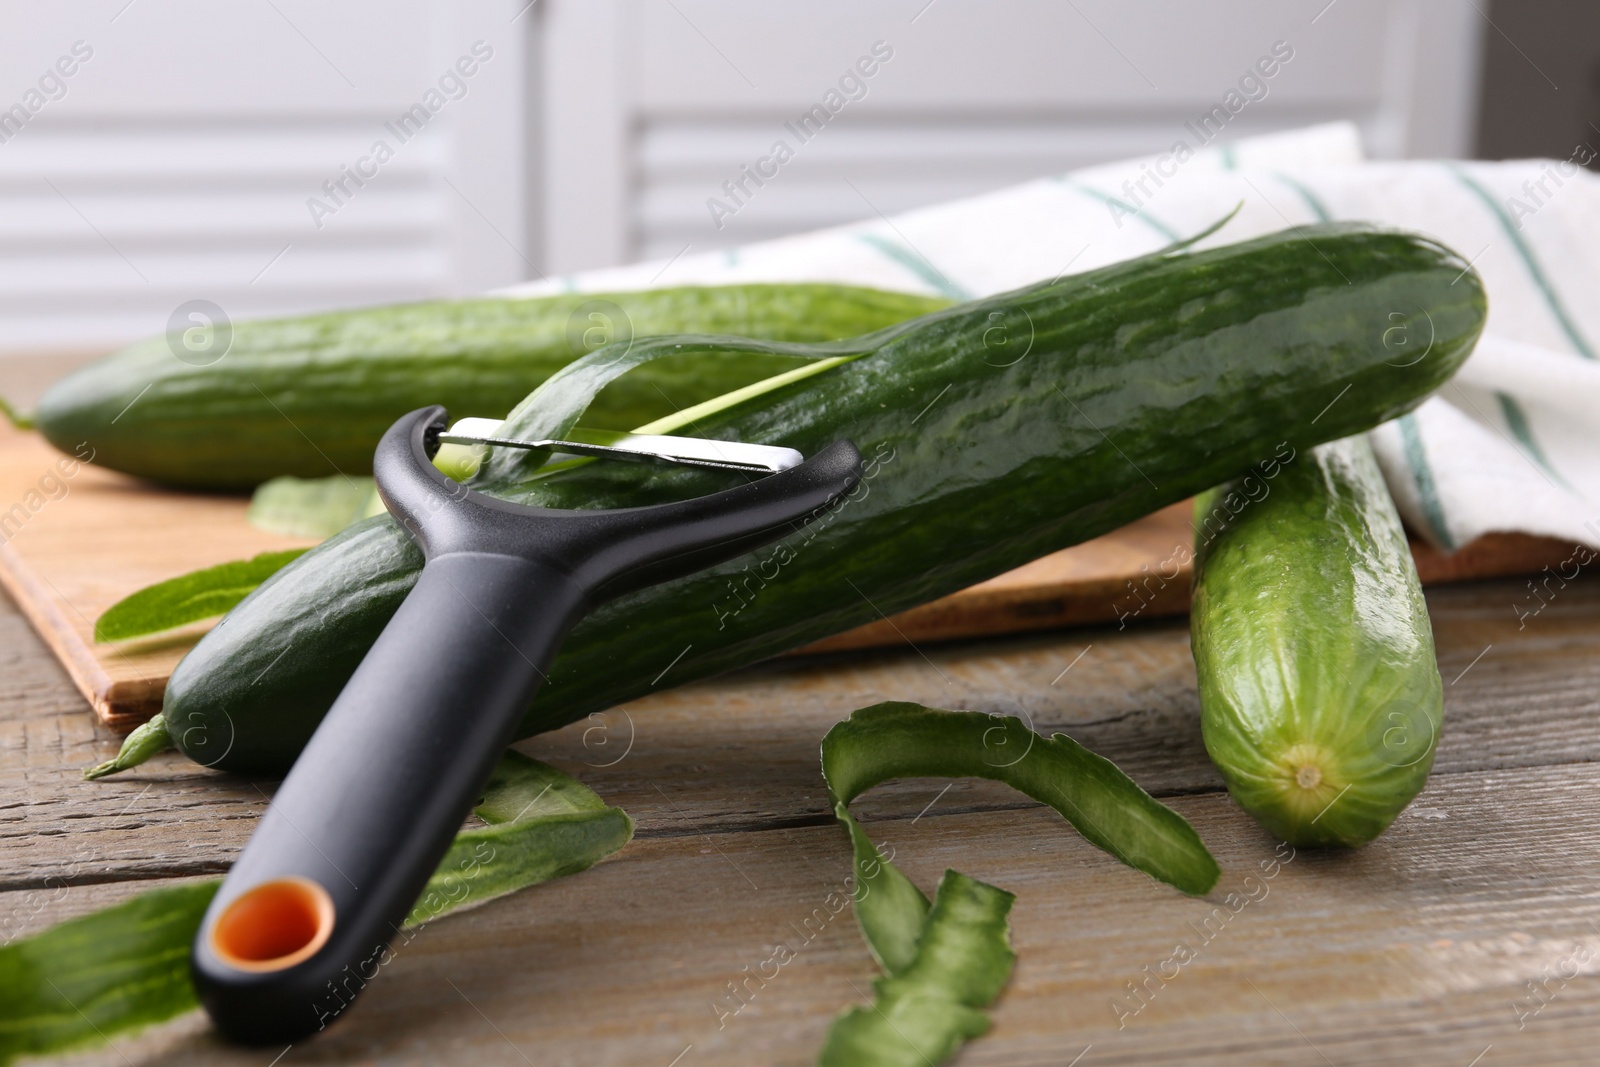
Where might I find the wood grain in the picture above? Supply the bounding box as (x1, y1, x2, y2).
(0, 419, 1584, 729)
(11, 571, 1600, 888)
(13, 767, 1600, 1067)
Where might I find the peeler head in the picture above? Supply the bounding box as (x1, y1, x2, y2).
(374, 407, 862, 600)
(437, 417, 808, 476)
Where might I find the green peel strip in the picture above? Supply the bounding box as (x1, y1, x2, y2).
(246, 475, 376, 540)
(825, 702, 1220, 903)
(3, 752, 630, 1064)
(817, 702, 1219, 1066)
(818, 871, 1014, 1067)
(477, 333, 871, 485)
(92, 550, 309, 644)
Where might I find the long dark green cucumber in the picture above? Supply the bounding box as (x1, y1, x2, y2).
(1190, 435, 1442, 847)
(34, 285, 947, 489)
(159, 224, 1485, 775)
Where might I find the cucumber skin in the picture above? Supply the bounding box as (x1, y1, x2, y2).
(35, 285, 947, 489)
(1190, 436, 1443, 848)
(164, 224, 1486, 775)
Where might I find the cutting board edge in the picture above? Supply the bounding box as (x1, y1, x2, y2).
(0, 539, 122, 724)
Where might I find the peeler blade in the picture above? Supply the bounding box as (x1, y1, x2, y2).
(437, 417, 804, 475)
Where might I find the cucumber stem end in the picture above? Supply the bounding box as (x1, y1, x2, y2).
(0, 394, 35, 431)
(83, 713, 173, 780)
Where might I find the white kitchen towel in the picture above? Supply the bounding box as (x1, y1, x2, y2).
(499, 122, 1600, 553)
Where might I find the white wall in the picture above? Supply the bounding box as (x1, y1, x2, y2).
(0, 0, 532, 356)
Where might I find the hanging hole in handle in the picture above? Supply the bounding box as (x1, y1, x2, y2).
(210, 876, 335, 972)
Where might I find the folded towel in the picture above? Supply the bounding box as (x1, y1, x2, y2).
(499, 122, 1600, 552)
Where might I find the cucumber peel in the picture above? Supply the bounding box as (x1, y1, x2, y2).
(91, 550, 310, 645)
(1190, 436, 1444, 847)
(478, 331, 875, 486)
(10, 752, 629, 1062)
(246, 475, 376, 539)
(817, 702, 1217, 1065)
(824, 702, 1219, 900)
(818, 871, 1014, 1067)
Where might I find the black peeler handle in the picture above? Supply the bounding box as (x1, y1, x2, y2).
(192, 407, 861, 1044)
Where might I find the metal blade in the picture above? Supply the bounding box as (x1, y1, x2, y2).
(437, 418, 803, 475)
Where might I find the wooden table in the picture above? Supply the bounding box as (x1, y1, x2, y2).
(7, 567, 1600, 1067)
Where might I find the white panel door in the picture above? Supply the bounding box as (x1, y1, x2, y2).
(540, 0, 1483, 271)
(0, 0, 533, 356)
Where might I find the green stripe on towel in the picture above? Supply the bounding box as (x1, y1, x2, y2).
(1272, 173, 1332, 222)
(1398, 414, 1455, 550)
(1055, 179, 1183, 242)
(1496, 391, 1574, 490)
(1450, 165, 1597, 360)
(856, 233, 970, 300)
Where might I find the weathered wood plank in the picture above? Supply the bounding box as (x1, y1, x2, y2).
(14, 760, 1600, 1067)
(9, 575, 1600, 892)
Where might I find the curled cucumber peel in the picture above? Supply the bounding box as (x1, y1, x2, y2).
(90, 551, 310, 648)
(475, 329, 871, 487)
(245, 476, 376, 540)
(816, 702, 1218, 1066)
(5, 752, 630, 1063)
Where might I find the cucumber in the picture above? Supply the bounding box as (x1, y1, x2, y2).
(150, 224, 1483, 776)
(34, 285, 948, 489)
(1190, 435, 1442, 847)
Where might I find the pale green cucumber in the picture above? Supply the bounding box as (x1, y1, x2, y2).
(1190, 435, 1443, 847)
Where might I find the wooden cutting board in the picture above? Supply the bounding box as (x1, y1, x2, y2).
(0, 420, 1577, 731)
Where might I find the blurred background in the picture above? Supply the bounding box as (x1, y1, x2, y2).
(0, 0, 1594, 375)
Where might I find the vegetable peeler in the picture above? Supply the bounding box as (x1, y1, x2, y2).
(191, 406, 861, 1044)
